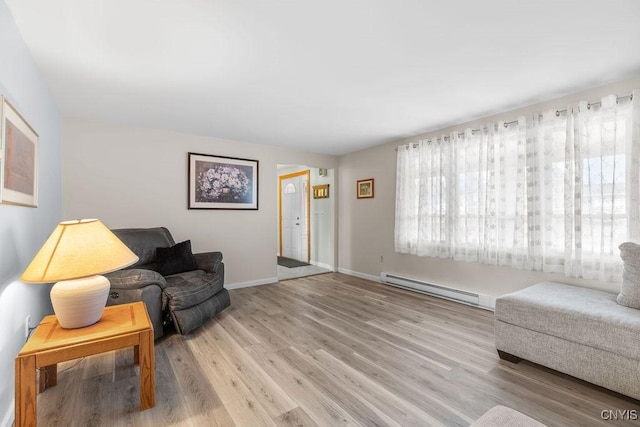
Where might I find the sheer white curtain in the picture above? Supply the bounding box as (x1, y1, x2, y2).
(395, 91, 639, 281)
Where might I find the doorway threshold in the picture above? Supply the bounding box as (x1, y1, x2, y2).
(277, 264, 332, 281)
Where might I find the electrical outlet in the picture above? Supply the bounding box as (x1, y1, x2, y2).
(380, 255, 384, 263)
(25, 315, 31, 340)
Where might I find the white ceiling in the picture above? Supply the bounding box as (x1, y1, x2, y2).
(5, 0, 640, 155)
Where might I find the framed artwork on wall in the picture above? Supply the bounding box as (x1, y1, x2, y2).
(313, 184, 329, 199)
(188, 152, 259, 210)
(356, 178, 374, 199)
(1, 97, 39, 207)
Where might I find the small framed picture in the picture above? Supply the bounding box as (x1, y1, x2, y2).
(356, 178, 374, 199)
(1, 97, 39, 207)
(313, 184, 329, 199)
(188, 152, 259, 210)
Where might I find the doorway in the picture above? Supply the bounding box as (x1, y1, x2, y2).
(279, 170, 310, 263)
(277, 165, 336, 281)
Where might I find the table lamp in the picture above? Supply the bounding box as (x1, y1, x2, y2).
(21, 219, 139, 329)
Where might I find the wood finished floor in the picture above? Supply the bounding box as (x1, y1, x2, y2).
(36, 273, 640, 426)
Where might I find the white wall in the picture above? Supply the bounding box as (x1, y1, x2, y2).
(63, 119, 338, 287)
(310, 169, 335, 269)
(277, 165, 335, 269)
(338, 75, 640, 298)
(0, 2, 62, 425)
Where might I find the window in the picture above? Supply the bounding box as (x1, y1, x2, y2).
(284, 183, 296, 194)
(395, 92, 639, 281)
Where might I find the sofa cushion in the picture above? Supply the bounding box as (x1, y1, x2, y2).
(156, 240, 198, 276)
(495, 282, 640, 360)
(164, 270, 224, 311)
(112, 227, 175, 267)
(106, 268, 166, 290)
(617, 242, 640, 309)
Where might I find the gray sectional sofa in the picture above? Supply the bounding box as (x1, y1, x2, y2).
(495, 282, 640, 400)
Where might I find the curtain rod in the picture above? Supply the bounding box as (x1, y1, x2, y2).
(397, 92, 634, 149)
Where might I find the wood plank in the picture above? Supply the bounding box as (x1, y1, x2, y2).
(245, 345, 361, 426)
(36, 357, 92, 426)
(302, 303, 455, 371)
(205, 322, 299, 418)
(275, 407, 319, 427)
(277, 347, 402, 427)
(365, 318, 496, 372)
(186, 329, 250, 405)
(79, 352, 112, 381)
(215, 311, 262, 347)
(345, 351, 475, 425)
(225, 397, 279, 427)
(162, 335, 235, 426)
(308, 348, 449, 427)
(145, 344, 191, 425)
(194, 323, 293, 418)
(228, 309, 293, 352)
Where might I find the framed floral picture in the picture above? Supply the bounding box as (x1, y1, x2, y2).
(188, 152, 259, 210)
(357, 178, 374, 199)
(1, 97, 39, 207)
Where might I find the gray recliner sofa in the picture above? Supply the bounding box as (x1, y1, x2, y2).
(104, 227, 230, 339)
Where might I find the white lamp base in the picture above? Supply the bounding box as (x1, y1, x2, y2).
(50, 275, 110, 329)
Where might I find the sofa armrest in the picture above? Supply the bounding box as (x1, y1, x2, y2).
(194, 252, 223, 275)
(105, 269, 167, 290)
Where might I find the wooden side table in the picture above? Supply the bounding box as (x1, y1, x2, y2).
(15, 301, 155, 427)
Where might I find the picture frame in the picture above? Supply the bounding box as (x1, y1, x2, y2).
(188, 152, 259, 210)
(1, 97, 39, 207)
(356, 178, 374, 199)
(313, 184, 329, 199)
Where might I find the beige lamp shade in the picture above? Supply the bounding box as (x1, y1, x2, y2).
(21, 219, 139, 328)
(21, 219, 139, 283)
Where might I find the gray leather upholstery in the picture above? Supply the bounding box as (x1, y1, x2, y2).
(165, 271, 224, 311)
(172, 288, 230, 335)
(112, 227, 174, 267)
(105, 227, 230, 338)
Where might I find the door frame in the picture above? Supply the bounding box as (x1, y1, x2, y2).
(278, 169, 311, 263)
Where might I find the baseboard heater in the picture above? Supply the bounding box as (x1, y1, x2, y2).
(380, 272, 480, 306)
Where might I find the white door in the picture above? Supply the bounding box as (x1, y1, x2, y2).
(281, 173, 308, 262)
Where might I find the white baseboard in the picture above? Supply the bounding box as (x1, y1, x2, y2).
(310, 261, 335, 271)
(337, 268, 381, 283)
(226, 277, 278, 290)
